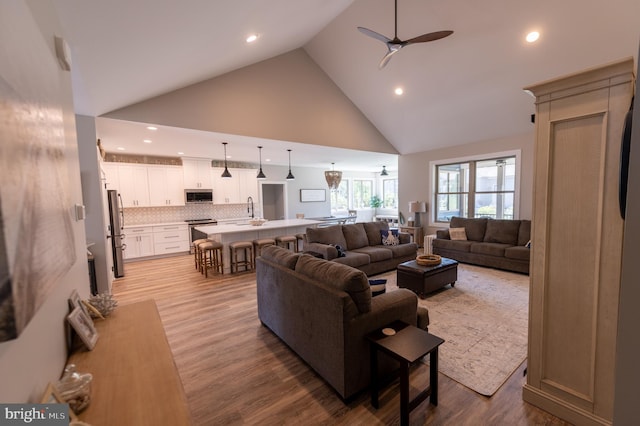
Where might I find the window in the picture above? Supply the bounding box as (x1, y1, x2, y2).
(331, 180, 349, 212)
(382, 178, 398, 208)
(352, 179, 373, 209)
(435, 155, 517, 222)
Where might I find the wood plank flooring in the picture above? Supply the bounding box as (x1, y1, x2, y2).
(113, 254, 570, 425)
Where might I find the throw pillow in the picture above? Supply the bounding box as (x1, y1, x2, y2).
(368, 279, 387, 297)
(330, 244, 346, 257)
(380, 229, 399, 246)
(449, 227, 467, 241)
(525, 240, 531, 249)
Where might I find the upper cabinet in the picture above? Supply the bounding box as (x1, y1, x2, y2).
(183, 158, 212, 189)
(116, 164, 150, 208)
(147, 165, 185, 207)
(211, 167, 258, 204)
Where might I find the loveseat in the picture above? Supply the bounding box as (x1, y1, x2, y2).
(432, 216, 531, 274)
(256, 245, 429, 400)
(304, 222, 418, 276)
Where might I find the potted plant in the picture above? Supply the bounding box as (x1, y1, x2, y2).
(370, 195, 382, 218)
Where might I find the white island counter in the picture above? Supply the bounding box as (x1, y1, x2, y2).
(194, 218, 321, 273)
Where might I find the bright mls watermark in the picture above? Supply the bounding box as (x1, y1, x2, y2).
(1, 404, 69, 425)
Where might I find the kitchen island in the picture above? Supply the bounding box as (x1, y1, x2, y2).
(194, 218, 322, 273)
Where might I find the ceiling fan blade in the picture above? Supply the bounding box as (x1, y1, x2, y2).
(405, 30, 454, 45)
(357, 26, 391, 44)
(379, 48, 402, 69)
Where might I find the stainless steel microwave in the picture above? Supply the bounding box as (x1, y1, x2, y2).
(185, 189, 213, 203)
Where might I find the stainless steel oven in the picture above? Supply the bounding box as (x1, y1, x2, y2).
(185, 219, 217, 251)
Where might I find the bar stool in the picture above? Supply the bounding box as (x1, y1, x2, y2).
(200, 241, 223, 277)
(276, 235, 298, 252)
(253, 238, 276, 262)
(193, 238, 209, 271)
(295, 233, 305, 252)
(229, 241, 254, 273)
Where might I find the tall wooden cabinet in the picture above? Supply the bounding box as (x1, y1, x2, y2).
(523, 58, 634, 425)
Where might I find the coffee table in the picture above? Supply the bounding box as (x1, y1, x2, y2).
(367, 321, 444, 426)
(397, 257, 458, 297)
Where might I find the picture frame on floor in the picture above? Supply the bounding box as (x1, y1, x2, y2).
(67, 306, 98, 351)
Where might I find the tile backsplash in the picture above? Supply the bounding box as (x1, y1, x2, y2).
(124, 203, 260, 225)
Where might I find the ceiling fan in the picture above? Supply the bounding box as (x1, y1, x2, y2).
(358, 0, 453, 69)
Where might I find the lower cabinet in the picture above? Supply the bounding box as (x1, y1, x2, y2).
(123, 227, 154, 259)
(123, 224, 189, 259)
(152, 225, 189, 255)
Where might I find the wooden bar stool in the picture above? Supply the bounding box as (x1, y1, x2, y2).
(295, 233, 305, 252)
(276, 235, 298, 252)
(200, 241, 223, 277)
(253, 238, 276, 262)
(193, 238, 209, 271)
(229, 241, 254, 273)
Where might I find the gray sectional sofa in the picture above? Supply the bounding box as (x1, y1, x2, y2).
(256, 245, 429, 400)
(432, 216, 531, 274)
(304, 222, 418, 276)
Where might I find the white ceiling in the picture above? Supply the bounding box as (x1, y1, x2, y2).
(53, 0, 640, 171)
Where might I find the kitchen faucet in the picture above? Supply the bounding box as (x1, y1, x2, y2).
(247, 196, 254, 218)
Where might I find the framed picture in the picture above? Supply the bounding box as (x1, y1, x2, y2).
(67, 306, 98, 351)
(300, 189, 326, 203)
(40, 382, 78, 421)
(68, 289, 90, 318)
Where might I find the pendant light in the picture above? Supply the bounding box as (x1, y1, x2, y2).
(380, 165, 389, 176)
(256, 146, 267, 180)
(325, 162, 342, 190)
(221, 142, 232, 178)
(286, 149, 295, 180)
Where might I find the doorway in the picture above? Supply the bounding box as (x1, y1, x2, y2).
(260, 183, 287, 220)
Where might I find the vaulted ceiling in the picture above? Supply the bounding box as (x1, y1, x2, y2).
(53, 0, 640, 170)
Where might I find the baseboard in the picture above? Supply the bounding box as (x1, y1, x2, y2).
(522, 384, 612, 426)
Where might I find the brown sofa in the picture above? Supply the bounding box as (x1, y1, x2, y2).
(432, 216, 531, 274)
(304, 222, 418, 276)
(256, 245, 429, 400)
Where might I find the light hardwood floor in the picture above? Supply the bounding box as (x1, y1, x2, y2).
(113, 254, 570, 425)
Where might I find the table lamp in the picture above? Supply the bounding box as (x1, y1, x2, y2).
(409, 201, 426, 227)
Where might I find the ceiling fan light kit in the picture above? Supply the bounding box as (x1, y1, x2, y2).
(358, 0, 453, 69)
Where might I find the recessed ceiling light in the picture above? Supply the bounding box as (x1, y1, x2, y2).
(177, 151, 184, 155)
(117, 147, 125, 151)
(394, 87, 404, 95)
(143, 139, 152, 143)
(265, 158, 271, 162)
(246, 34, 258, 43)
(146, 126, 157, 131)
(526, 31, 540, 43)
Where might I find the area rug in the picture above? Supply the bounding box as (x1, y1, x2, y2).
(375, 263, 529, 396)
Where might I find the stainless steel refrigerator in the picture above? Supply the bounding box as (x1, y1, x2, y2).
(107, 190, 125, 278)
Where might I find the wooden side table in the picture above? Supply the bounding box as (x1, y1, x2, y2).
(367, 321, 444, 426)
(399, 226, 423, 247)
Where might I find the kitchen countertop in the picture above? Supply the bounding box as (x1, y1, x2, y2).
(195, 218, 321, 235)
(124, 222, 188, 228)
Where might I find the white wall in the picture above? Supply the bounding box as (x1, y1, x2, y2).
(398, 132, 535, 235)
(0, 0, 90, 402)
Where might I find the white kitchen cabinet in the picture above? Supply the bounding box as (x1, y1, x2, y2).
(212, 167, 240, 204)
(152, 224, 189, 255)
(212, 167, 258, 204)
(183, 158, 212, 189)
(237, 169, 259, 202)
(101, 162, 119, 190)
(147, 165, 185, 206)
(117, 164, 150, 207)
(123, 226, 154, 259)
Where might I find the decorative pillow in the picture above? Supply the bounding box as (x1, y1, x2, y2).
(368, 279, 387, 297)
(330, 244, 346, 257)
(525, 240, 531, 249)
(380, 229, 399, 246)
(449, 227, 468, 241)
